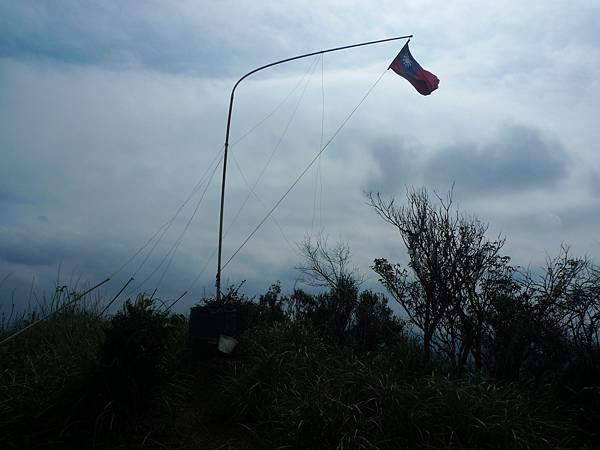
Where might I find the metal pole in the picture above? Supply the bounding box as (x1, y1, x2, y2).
(216, 34, 412, 300)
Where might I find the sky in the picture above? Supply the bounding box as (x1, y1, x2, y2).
(1, 1, 600, 311)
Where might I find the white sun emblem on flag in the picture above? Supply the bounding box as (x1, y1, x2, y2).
(402, 54, 412, 68)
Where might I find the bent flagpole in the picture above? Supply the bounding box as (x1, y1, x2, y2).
(216, 35, 413, 300)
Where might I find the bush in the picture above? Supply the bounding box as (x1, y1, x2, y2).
(351, 290, 405, 353)
(96, 294, 185, 410)
(200, 282, 288, 335)
(288, 287, 404, 352)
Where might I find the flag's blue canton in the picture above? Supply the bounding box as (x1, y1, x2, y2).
(398, 46, 422, 77)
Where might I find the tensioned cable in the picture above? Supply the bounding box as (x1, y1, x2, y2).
(222, 68, 389, 271)
(224, 56, 320, 240)
(126, 150, 222, 280)
(230, 56, 319, 147)
(185, 55, 352, 293)
(220, 56, 318, 251)
(125, 58, 319, 297)
(98, 26, 207, 279)
(0, 273, 11, 290)
(152, 156, 224, 291)
(109, 221, 169, 279)
(109, 148, 222, 282)
(0, 278, 110, 347)
(318, 55, 325, 229)
(311, 53, 326, 233)
(184, 243, 218, 295)
(127, 156, 223, 296)
(106, 58, 316, 284)
(178, 61, 321, 296)
(230, 153, 295, 251)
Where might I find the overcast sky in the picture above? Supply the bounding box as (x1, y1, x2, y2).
(1, 1, 600, 311)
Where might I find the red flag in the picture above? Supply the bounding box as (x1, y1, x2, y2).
(389, 41, 439, 95)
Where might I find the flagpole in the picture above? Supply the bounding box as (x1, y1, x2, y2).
(215, 34, 412, 301)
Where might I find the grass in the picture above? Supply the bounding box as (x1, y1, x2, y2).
(0, 288, 106, 448)
(0, 290, 594, 449)
(0, 290, 253, 449)
(213, 322, 582, 449)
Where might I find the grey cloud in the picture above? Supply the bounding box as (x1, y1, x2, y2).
(0, 237, 63, 267)
(0, 186, 36, 206)
(0, 226, 215, 309)
(425, 126, 569, 193)
(364, 136, 420, 194)
(0, 2, 238, 75)
(0, 227, 128, 271)
(586, 169, 600, 196)
(365, 125, 570, 198)
(550, 203, 600, 230)
(2, 1, 600, 313)
(0, 2, 346, 77)
(0, 187, 16, 203)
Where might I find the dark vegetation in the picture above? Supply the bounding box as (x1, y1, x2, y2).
(1, 187, 600, 449)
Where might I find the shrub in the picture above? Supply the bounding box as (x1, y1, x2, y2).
(96, 294, 184, 410)
(288, 287, 404, 352)
(351, 290, 405, 353)
(257, 283, 287, 323)
(200, 282, 288, 335)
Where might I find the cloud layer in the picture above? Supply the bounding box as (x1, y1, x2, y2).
(1, 1, 600, 310)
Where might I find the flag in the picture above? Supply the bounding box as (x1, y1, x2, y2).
(389, 41, 439, 95)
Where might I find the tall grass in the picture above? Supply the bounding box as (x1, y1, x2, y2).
(0, 285, 594, 449)
(0, 288, 192, 449)
(214, 322, 583, 449)
(0, 287, 106, 448)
